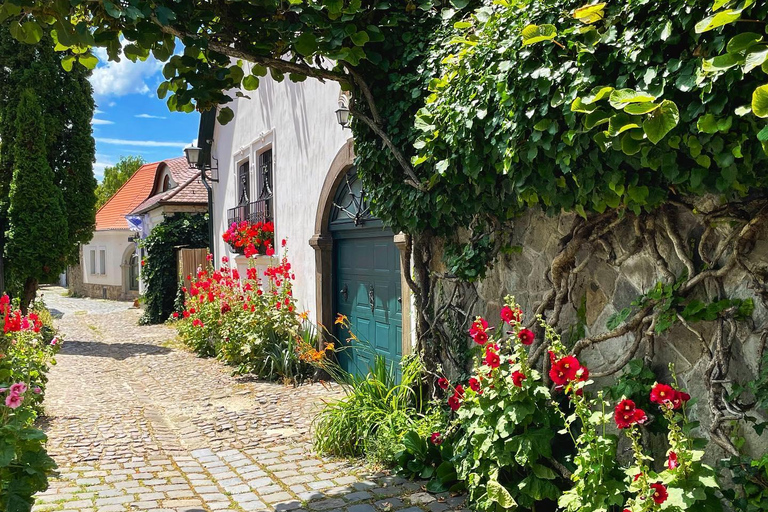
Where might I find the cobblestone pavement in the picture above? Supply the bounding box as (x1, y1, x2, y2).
(34, 287, 465, 512)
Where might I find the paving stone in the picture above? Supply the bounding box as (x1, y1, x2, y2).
(30, 289, 458, 512)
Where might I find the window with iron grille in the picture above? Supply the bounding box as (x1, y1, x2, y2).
(227, 149, 274, 226)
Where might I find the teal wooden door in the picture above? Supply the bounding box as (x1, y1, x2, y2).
(330, 168, 402, 378)
(334, 233, 402, 378)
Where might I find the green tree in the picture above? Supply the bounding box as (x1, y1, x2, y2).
(0, 26, 96, 294)
(95, 156, 146, 209)
(5, 89, 69, 312)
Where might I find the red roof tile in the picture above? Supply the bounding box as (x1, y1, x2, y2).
(130, 157, 208, 215)
(95, 162, 161, 231)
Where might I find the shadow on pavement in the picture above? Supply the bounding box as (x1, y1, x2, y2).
(60, 340, 172, 360)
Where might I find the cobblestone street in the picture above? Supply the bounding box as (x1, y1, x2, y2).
(34, 287, 464, 512)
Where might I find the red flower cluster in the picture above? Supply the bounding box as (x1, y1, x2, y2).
(614, 399, 648, 429)
(1, 295, 43, 334)
(500, 305, 522, 324)
(469, 317, 489, 344)
(549, 353, 587, 388)
(222, 220, 275, 257)
(650, 383, 690, 410)
(447, 384, 465, 411)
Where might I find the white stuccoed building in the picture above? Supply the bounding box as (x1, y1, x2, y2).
(196, 73, 413, 374)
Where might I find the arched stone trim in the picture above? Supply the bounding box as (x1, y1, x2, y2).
(309, 138, 412, 355)
(120, 243, 139, 299)
(309, 138, 354, 341)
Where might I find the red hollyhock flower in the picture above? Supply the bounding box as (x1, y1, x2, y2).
(614, 399, 641, 429)
(667, 451, 679, 470)
(437, 377, 449, 390)
(650, 483, 668, 504)
(266, 246, 275, 257)
(484, 349, 501, 369)
(633, 408, 648, 425)
(511, 371, 526, 387)
(670, 390, 691, 409)
(472, 330, 489, 345)
(183, 311, 190, 319)
(650, 383, 676, 407)
(517, 328, 535, 345)
(633, 472, 643, 482)
(455, 384, 465, 397)
(468, 377, 481, 392)
(220, 303, 231, 314)
(192, 319, 204, 328)
(430, 432, 443, 445)
(549, 355, 581, 386)
(500, 305, 521, 324)
(447, 394, 461, 411)
(172, 312, 179, 319)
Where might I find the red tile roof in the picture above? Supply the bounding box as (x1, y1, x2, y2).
(95, 161, 161, 231)
(130, 157, 208, 215)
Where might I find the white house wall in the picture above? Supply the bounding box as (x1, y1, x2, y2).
(211, 74, 351, 314)
(82, 230, 135, 287)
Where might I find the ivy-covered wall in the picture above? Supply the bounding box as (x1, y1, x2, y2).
(429, 196, 768, 462)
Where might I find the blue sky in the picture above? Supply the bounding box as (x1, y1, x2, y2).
(89, 48, 200, 181)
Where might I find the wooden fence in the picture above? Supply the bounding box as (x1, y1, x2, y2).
(178, 248, 209, 286)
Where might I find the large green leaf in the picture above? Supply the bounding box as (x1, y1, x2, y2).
(744, 47, 768, 73)
(754, 85, 768, 118)
(521, 24, 557, 46)
(643, 100, 679, 143)
(695, 9, 742, 33)
(608, 89, 657, 109)
(623, 102, 660, 115)
(487, 480, 518, 509)
(726, 32, 762, 53)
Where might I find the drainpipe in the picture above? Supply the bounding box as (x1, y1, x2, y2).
(201, 170, 214, 263)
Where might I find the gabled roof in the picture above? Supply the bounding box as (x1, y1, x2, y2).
(95, 162, 161, 231)
(129, 157, 208, 215)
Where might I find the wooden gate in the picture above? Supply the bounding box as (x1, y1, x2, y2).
(178, 248, 209, 286)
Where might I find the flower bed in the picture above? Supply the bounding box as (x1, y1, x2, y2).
(222, 221, 274, 257)
(393, 298, 725, 512)
(174, 247, 312, 384)
(0, 296, 60, 511)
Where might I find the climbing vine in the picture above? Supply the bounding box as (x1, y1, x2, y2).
(139, 213, 208, 325)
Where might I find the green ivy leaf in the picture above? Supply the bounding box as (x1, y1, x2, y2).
(757, 125, 768, 142)
(643, 100, 679, 144)
(695, 9, 742, 33)
(521, 24, 557, 46)
(621, 132, 642, 155)
(627, 184, 649, 203)
(697, 114, 719, 134)
(753, 84, 768, 118)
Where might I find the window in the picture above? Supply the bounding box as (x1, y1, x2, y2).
(162, 174, 171, 192)
(237, 159, 250, 205)
(89, 249, 96, 275)
(99, 248, 106, 275)
(129, 253, 139, 291)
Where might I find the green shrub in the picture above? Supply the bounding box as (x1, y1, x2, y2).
(0, 295, 60, 512)
(312, 352, 430, 465)
(175, 250, 312, 384)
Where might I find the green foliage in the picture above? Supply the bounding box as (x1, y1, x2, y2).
(5, 89, 69, 305)
(394, 430, 464, 493)
(722, 454, 768, 512)
(0, 301, 60, 512)
(313, 354, 430, 465)
(139, 213, 208, 324)
(95, 156, 146, 209)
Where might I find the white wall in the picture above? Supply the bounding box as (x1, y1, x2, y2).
(211, 74, 351, 314)
(82, 230, 135, 287)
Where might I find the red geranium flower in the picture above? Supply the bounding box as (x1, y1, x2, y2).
(650, 483, 668, 504)
(511, 371, 526, 387)
(517, 328, 535, 345)
(468, 377, 481, 392)
(447, 394, 461, 411)
(437, 377, 449, 390)
(650, 383, 676, 407)
(667, 451, 679, 470)
(430, 432, 443, 445)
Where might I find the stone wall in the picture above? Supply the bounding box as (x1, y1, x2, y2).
(431, 198, 768, 460)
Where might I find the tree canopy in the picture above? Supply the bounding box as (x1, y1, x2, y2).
(96, 156, 147, 209)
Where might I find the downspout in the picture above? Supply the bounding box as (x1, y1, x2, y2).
(197, 109, 218, 262)
(201, 170, 214, 262)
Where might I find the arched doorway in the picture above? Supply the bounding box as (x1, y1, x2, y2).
(309, 140, 412, 378)
(330, 169, 402, 376)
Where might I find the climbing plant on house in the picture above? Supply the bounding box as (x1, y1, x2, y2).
(139, 213, 209, 325)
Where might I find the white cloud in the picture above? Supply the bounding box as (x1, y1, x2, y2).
(95, 109, 105, 114)
(92, 118, 114, 125)
(96, 137, 188, 148)
(89, 46, 163, 98)
(135, 114, 167, 119)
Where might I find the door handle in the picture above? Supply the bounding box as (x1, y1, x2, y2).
(341, 283, 348, 301)
(368, 284, 375, 313)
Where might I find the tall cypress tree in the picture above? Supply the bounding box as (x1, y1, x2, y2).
(6, 90, 69, 312)
(0, 27, 96, 298)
